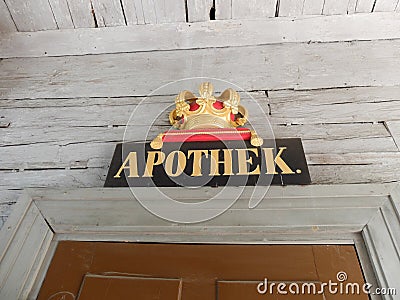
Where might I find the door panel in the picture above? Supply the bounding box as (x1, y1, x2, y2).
(77, 275, 182, 300)
(38, 242, 368, 300)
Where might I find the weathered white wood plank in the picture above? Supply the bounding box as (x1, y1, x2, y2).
(2, 88, 400, 127)
(0, 216, 50, 299)
(323, 0, 349, 14)
(155, 0, 186, 23)
(36, 197, 379, 230)
(308, 153, 400, 183)
(304, 137, 398, 153)
(66, 0, 96, 28)
(231, 0, 277, 19)
(0, 154, 398, 188)
(0, 141, 115, 169)
(279, 0, 303, 17)
(0, 193, 31, 259)
(2, 39, 400, 99)
(269, 98, 400, 124)
(1, 122, 390, 146)
(302, 0, 324, 14)
(0, 202, 53, 299)
(268, 85, 400, 105)
(0, 0, 16, 32)
(121, 0, 145, 25)
(0, 168, 107, 189)
(140, 0, 157, 23)
(373, 0, 398, 11)
(2, 13, 400, 59)
(187, 0, 213, 22)
(380, 199, 400, 260)
(92, 0, 126, 27)
(0, 143, 398, 187)
(28, 185, 392, 233)
(0, 125, 399, 171)
(30, 184, 394, 200)
(141, 0, 186, 24)
(7, 86, 400, 108)
(28, 186, 394, 239)
(310, 164, 400, 184)
(307, 152, 400, 165)
(0, 102, 155, 127)
(33, 194, 389, 211)
(355, 0, 375, 12)
(215, 0, 232, 19)
(385, 121, 400, 151)
(20, 230, 53, 300)
(363, 209, 400, 295)
(4, 0, 57, 31)
(0, 94, 166, 108)
(1, 135, 397, 171)
(48, 0, 74, 29)
(347, 0, 358, 13)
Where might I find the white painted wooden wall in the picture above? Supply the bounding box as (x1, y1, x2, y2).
(1, 0, 400, 32)
(1, 10, 400, 228)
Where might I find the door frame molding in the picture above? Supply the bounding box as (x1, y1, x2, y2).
(0, 184, 399, 299)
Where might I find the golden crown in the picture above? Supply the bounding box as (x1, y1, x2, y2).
(150, 82, 263, 149)
(169, 82, 248, 130)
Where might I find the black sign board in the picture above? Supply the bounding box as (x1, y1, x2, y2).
(104, 138, 311, 187)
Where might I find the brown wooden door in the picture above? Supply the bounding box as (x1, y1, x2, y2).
(38, 242, 368, 300)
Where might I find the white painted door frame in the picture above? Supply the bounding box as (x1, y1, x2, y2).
(0, 184, 399, 299)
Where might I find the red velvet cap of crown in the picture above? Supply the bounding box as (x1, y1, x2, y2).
(161, 128, 251, 143)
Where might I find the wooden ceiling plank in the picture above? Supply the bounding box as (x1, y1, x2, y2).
(231, 0, 277, 19)
(268, 85, 400, 105)
(4, 0, 57, 31)
(347, 0, 358, 13)
(48, 0, 74, 29)
(140, 0, 157, 24)
(0, 168, 107, 189)
(121, 0, 145, 25)
(355, 0, 376, 12)
(0, 0, 17, 32)
(140, 0, 187, 24)
(187, 0, 214, 22)
(2, 91, 400, 128)
(1, 135, 397, 171)
(0, 123, 390, 147)
(1, 159, 399, 187)
(91, 0, 126, 27)
(66, 0, 96, 28)
(3, 93, 400, 128)
(151, 0, 186, 23)
(2, 13, 400, 58)
(1, 39, 400, 98)
(279, 0, 304, 17)
(302, 0, 324, 15)
(373, 0, 399, 11)
(3, 13, 399, 59)
(215, 0, 232, 19)
(322, 0, 349, 14)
